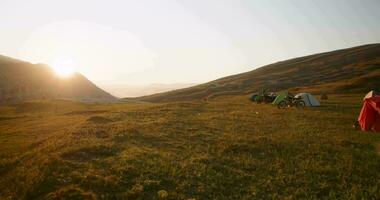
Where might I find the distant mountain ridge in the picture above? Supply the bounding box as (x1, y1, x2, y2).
(101, 83, 198, 98)
(134, 44, 380, 102)
(0, 55, 117, 103)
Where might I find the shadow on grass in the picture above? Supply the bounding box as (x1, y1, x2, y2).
(61, 146, 116, 162)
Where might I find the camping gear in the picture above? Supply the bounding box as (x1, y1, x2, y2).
(277, 95, 305, 109)
(249, 94, 258, 102)
(272, 92, 289, 105)
(357, 96, 380, 132)
(363, 90, 379, 100)
(294, 93, 320, 107)
(257, 94, 277, 104)
(255, 90, 277, 104)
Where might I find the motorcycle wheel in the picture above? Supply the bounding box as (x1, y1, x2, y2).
(277, 101, 287, 109)
(295, 100, 305, 108)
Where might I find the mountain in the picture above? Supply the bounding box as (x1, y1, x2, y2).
(0, 55, 117, 103)
(100, 83, 198, 98)
(135, 44, 380, 102)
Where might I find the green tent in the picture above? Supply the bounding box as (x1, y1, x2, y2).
(256, 95, 263, 102)
(272, 92, 288, 105)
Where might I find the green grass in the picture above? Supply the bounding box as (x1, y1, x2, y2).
(0, 95, 379, 199)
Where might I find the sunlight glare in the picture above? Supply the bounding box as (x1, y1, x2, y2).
(52, 57, 77, 77)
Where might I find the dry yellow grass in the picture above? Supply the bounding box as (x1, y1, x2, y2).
(0, 94, 379, 199)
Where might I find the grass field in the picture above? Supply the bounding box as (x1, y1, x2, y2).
(0, 94, 379, 199)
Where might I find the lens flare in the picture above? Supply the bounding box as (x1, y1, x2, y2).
(52, 57, 77, 77)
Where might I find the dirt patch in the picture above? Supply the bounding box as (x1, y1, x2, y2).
(87, 116, 113, 124)
(61, 146, 115, 162)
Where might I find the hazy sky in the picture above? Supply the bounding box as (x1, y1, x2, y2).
(1, 0, 380, 87)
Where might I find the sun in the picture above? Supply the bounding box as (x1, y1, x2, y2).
(52, 57, 77, 77)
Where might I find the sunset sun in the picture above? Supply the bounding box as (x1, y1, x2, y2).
(52, 57, 77, 77)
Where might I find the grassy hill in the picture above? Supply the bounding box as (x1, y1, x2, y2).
(0, 55, 117, 103)
(1, 46, 380, 199)
(135, 44, 380, 102)
(0, 95, 379, 199)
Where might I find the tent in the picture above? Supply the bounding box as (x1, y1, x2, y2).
(358, 96, 380, 132)
(272, 92, 288, 105)
(294, 93, 320, 107)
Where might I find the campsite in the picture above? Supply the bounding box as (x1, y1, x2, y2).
(0, 92, 380, 199)
(1, 44, 380, 200)
(1, 0, 380, 199)
(0, 43, 380, 199)
(251, 91, 320, 109)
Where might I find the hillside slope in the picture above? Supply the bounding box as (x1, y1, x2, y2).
(0, 55, 117, 103)
(135, 44, 380, 102)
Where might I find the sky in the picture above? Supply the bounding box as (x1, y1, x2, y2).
(0, 0, 379, 96)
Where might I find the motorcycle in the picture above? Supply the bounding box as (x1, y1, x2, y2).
(277, 95, 305, 109)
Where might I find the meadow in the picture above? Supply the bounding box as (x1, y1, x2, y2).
(0, 94, 379, 199)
